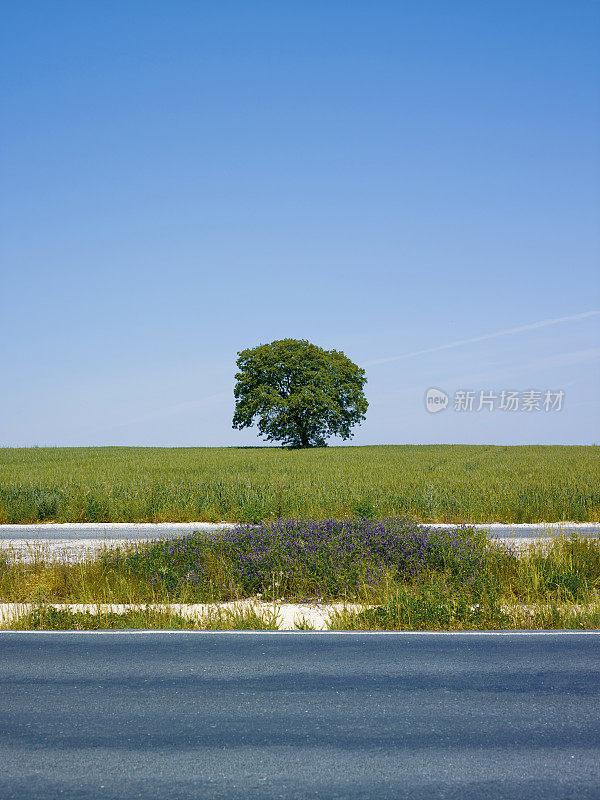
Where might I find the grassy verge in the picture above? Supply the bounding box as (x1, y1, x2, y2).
(1, 445, 598, 523)
(1, 519, 599, 629)
(6, 604, 281, 631)
(330, 584, 600, 631)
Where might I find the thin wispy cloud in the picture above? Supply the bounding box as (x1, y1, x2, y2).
(429, 347, 600, 392)
(362, 311, 600, 367)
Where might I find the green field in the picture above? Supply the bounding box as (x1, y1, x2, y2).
(1, 445, 598, 524)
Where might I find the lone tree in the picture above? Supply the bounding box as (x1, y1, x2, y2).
(232, 339, 368, 448)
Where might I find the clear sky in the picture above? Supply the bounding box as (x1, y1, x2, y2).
(1, 1, 599, 447)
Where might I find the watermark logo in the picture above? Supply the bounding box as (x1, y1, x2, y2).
(425, 388, 565, 413)
(425, 387, 449, 413)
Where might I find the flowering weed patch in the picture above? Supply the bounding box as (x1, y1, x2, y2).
(109, 518, 503, 601)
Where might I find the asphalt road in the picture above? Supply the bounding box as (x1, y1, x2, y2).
(0, 522, 233, 541)
(1, 522, 599, 541)
(1, 632, 599, 800)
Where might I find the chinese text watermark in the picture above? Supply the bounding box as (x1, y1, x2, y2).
(425, 388, 565, 414)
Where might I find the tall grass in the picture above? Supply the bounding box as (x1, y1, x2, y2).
(330, 586, 600, 631)
(7, 604, 280, 630)
(495, 534, 600, 602)
(1, 445, 598, 523)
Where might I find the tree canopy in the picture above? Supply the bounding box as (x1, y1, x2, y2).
(232, 339, 368, 448)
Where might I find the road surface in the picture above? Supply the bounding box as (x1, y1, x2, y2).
(0, 631, 599, 799)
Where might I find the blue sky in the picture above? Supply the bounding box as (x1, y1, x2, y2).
(1, 1, 598, 447)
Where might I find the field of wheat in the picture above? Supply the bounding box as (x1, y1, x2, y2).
(1, 445, 598, 524)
